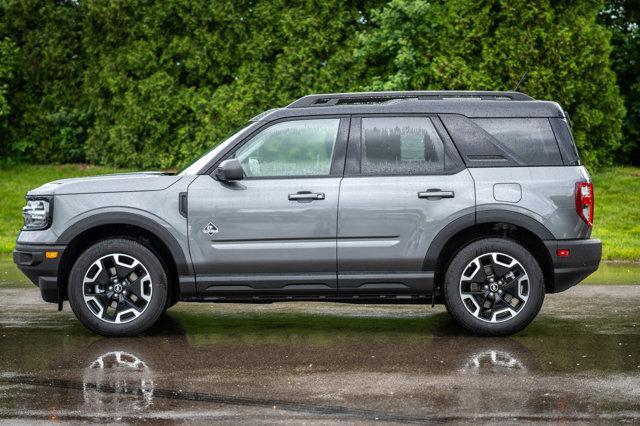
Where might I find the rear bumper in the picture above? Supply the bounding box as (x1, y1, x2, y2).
(13, 243, 66, 303)
(544, 238, 602, 293)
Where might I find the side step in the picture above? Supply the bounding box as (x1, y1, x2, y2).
(181, 293, 435, 304)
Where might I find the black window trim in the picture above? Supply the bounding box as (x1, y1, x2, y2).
(344, 113, 465, 177)
(205, 115, 351, 180)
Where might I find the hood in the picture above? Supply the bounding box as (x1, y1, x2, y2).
(26, 172, 183, 196)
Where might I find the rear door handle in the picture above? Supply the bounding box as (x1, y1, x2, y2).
(418, 189, 455, 199)
(288, 191, 325, 201)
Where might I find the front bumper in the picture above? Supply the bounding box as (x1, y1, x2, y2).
(13, 243, 66, 303)
(545, 238, 602, 293)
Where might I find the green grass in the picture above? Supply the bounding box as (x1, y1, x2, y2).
(0, 164, 639, 261)
(591, 167, 640, 261)
(0, 164, 123, 252)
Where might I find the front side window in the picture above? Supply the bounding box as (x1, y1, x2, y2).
(361, 116, 445, 175)
(234, 118, 340, 177)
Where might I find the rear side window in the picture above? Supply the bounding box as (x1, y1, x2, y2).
(361, 116, 445, 175)
(549, 118, 581, 165)
(472, 118, 562, 166)
(440, 115, 563, 167)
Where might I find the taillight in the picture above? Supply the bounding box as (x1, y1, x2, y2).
(575, 182, 594, 227)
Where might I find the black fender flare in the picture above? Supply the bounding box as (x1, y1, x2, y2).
(57, 211, 192, 276)
(423, 210, 554, 271)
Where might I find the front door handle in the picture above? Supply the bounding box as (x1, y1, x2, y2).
(288, 191, 325, 201)
(418, 189, 455, 199)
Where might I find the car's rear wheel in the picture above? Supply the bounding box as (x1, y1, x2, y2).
(68, 238, 168, 337)
(442, 238, 544, 336)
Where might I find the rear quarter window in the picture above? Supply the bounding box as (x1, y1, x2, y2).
(549, 118, 581, 165)
(441, 115, 564, 167)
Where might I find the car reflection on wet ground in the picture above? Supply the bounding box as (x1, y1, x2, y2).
(0, 255, 639, 423)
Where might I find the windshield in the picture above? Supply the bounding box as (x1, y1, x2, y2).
(179, 124, 253, 175)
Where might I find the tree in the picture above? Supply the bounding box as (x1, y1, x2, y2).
(600, 0, 640, 165)
(0, 0, 629, 169)
(0, 37, 17, 162)
(0, 0, 88, 164)
(355, 0, 626, 167)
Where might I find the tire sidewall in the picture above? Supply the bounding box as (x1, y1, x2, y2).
(443, 238, 545, 336)
(68, 238, 168, 337)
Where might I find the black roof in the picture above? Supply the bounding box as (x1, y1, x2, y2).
(251, 91, 565, 121)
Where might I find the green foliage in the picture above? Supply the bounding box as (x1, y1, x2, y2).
(0, 0, 631, 169)
(591, 167, 640, 261)
(355, 0, 626, 168)
(79, 0, 380, 169)
(0, 0, 89, 164)
(0, 37, 17, 159)
(0, 37, 15, 116)
(600, 0, 640, 165)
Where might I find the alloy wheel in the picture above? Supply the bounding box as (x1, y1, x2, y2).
(458, 252, 529, 323)
(82, 253, 153, 324)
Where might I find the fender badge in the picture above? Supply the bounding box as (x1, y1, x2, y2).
(203, 222, 219, 236)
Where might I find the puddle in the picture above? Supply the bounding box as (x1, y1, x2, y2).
(582, 262, 640, 285)
(0, 253, 29, 288)
(0, 252, 639, 422)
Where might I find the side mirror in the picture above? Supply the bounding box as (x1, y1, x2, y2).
(213, 158, 244, 182)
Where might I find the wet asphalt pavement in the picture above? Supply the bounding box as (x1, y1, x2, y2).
(0, 256, 639, 423)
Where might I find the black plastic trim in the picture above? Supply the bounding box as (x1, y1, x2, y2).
(178, 192, 188, 218)
(423, 213, 476, 271)
(288, 91, 534, 108)
(13, 243, 66, 303)
(56, 212, 192, 275)
(544, 238, 602, 293)
(195, 273, 337, 296)
(476, 211, 555, 239)
(344, 117, 361, 175)
(423, 210, 555, 271)
(338, 271, 434, 294)
(181, 294, 431, 304)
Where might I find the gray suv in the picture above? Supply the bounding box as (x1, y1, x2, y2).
(13, 91, 602, 337)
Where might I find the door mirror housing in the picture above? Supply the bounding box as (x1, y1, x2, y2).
(213, 158, 244, 182)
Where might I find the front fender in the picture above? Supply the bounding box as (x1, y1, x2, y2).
(57, 209, 192, 276)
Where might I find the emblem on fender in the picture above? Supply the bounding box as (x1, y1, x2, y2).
(203, 222, 219, 236)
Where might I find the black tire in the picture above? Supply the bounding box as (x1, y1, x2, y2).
(442, 238, 545, 336)
(68, 238, 168, 337)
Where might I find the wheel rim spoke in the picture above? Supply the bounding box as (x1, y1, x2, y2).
(82, 253, 153, 324)
(101, 256, 118, 280)
(459, 251, 529, 323)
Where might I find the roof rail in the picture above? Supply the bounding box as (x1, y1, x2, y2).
(287, 91, 534, 108)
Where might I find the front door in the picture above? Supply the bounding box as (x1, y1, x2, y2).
(337, 115, 475, 294)
(188, 117, 349, 296)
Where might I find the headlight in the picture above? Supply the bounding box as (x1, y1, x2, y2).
(22, 198, 52, 230)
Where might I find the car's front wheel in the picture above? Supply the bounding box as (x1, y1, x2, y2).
(68, 238, 168, 337)
(442, 238, 545, 336)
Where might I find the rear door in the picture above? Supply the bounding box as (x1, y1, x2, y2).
(188, 116, 349, 296)
(337, 115, 475, 294)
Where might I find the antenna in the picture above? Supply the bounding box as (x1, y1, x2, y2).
(513, 71, 528, 92)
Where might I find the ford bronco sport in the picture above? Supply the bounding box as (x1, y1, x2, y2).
(13, 91, 601, 337)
